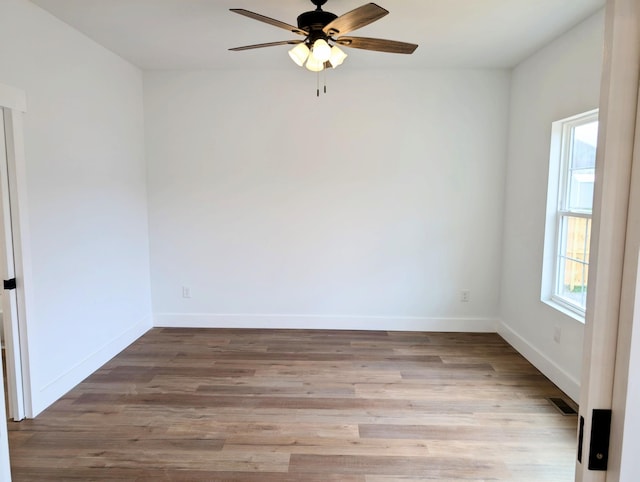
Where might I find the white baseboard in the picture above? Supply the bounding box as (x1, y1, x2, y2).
(154, 313, 498, 332)
(31, 315, 153, 417)
(497, 320, 580, 402)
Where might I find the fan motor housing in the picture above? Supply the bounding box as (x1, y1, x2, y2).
(297, 10, 337, 32)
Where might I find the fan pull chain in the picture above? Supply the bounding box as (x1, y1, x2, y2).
(316, 68, 327, 97)
(324, 68, 327, 94)
(314, 69, 329, 97)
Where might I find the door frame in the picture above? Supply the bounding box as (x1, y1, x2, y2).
(576, 0, 640, 480)
(0, 107, 26, 422)
(0, 82, 33, 422)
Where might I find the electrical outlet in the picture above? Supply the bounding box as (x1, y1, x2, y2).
(460, 290, 470, 303)
(182, 286, 191, 299)
(553, 326, 561, 344)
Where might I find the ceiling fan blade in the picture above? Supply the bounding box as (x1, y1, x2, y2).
(323, 3, 388, 36)
(230, 9, 307, 36)
(336, 36, 418, 54)
(229, 40, 304, 52)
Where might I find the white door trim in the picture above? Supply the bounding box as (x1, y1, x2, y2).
(2, 108, 34, 420)
(576, 0, 640, 481)
(0, 115, 13, 482)
(0, 109, 26, 421)
(610, 33, 640, 480)
(0, 83, 33, 421)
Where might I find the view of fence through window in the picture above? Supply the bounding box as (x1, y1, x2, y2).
(556, 118, 598, 311)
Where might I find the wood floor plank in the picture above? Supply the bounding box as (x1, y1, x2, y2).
(222, 437, 431, 457)
(289, 454, 511, 478)
(358, 423, 575, 441)
(7, 328, 577, 480)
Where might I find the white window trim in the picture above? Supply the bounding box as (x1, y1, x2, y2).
(542, 109, 598, 323)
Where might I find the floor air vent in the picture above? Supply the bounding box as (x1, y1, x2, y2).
(548, 397, 578, 415)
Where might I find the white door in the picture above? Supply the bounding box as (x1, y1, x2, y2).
(0, 108, 25, 421)
(0, 351, 10, 482)
(576, 0, 640, 480)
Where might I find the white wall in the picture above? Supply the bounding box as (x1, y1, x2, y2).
(0, 0, 152, 416)
(145, 68, 509, 331)
(499, 10, 605, 401)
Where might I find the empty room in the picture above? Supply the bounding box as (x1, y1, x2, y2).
(1, 0, 639, 480)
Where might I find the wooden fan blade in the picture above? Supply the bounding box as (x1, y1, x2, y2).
(336, 36, 418, 54)
(229, 40, 303, 51)
(323, 3, 388, 36)
(230, 9, 307, 36)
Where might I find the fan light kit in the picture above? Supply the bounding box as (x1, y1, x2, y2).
(230, 0, 418, 95)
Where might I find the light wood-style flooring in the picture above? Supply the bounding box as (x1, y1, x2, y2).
(7, 328, 578, 480)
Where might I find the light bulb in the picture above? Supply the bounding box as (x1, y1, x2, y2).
(328, 45, 347, 68)
(288, 43, 310, 67)
(305, 54, 325, 72)
(311, 39, 331, 63)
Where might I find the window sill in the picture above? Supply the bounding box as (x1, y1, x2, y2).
(542, 298, 586, 324)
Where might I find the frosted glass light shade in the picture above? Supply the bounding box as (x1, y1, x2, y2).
(311, 39, 331, 62)
(328, 45, 347, 68)
(305, 54, 325, 72)
(288, 43, 310, 67)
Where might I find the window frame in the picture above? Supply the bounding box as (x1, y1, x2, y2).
(542, 109, 598, 322)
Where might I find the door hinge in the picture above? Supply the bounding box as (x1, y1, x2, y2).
(587, 409, 612, 471)
(3, 278, 16, 290)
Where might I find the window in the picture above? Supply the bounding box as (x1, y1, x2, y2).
(542, 110, 598, 320)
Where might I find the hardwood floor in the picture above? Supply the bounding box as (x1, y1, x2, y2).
(7, 329, 578, 481)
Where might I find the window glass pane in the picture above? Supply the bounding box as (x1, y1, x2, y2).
(562, 216, 590, 262)
(556, 215, 590, 310)
(567, 121, 597, 212)
(558, 258, 587, 307)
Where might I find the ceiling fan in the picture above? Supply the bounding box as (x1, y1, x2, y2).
(229, 0, 418, 73)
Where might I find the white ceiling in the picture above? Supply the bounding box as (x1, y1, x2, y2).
(30, 0, 605, 70)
